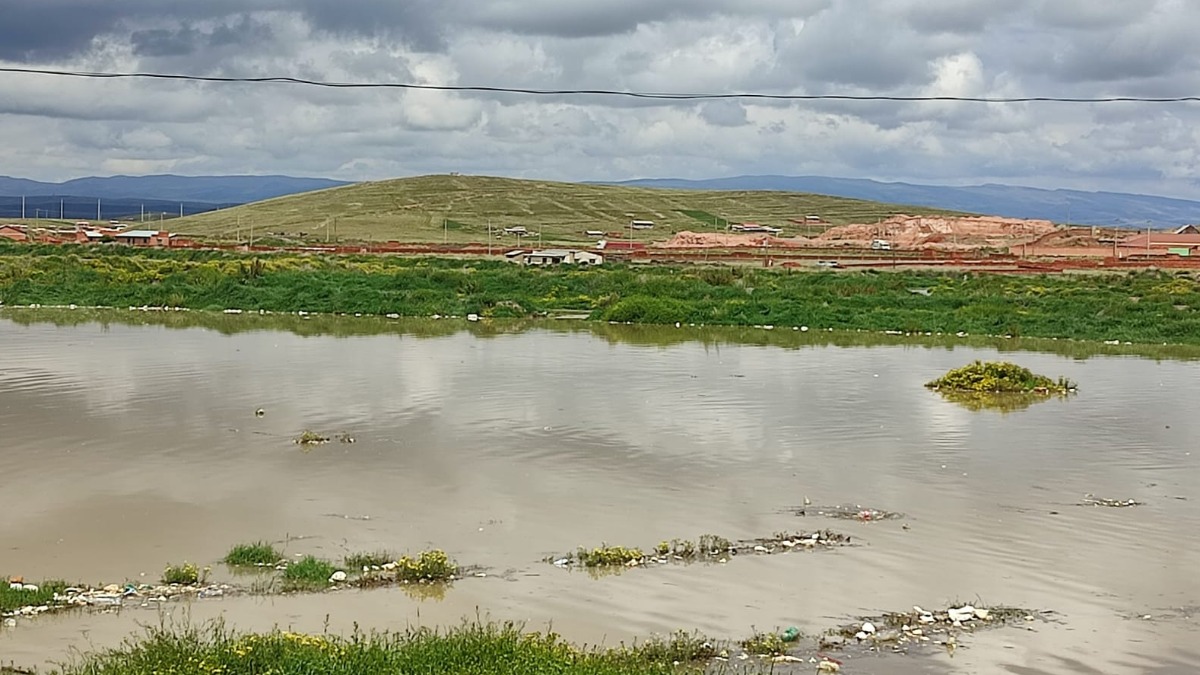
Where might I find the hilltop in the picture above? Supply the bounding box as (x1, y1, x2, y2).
(175, 174, 966, 244)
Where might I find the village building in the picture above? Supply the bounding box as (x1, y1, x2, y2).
(515, 249, 604, 266)
(1117, 232, 1200, 257)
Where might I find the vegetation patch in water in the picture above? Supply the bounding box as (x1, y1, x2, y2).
(926, 360, 1075, 394)
(294, 430, 330, 446)
(1, 579, 67, 614)
(224, 541, 284, 567)
(161, 562, 208, 586)
(552, 531, 850, 570)
(281, 556, 339, 591)
(344, 550, 396, 571)
(794, 505, 904, 522)
(352, 549, 461, 588)
(50, 620, 714, 675)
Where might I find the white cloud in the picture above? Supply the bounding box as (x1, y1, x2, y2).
(0, 0, 1198, 198)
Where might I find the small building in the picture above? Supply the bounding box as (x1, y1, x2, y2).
(114, 230, 172, 247)
(520, 249, 603, 266)
(0, 224, 28, 241)
(1118, 233, 1200, 256)
(630, 220, 655, 230)
(1173, 225, 1200, 235)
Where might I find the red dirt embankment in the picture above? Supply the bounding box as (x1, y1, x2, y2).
(657, 216, 1058, 251)
(655, 231, 807, 248)
(815, 215, 1056, 250)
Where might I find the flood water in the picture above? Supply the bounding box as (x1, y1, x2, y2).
(2, 311, 1199, 674)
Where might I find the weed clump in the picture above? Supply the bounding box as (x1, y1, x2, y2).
(0, 579, 67, 613)
(281, 556, 338, 591)
(926, 360, 1074, 394)
(161, 562, 208, 586)
(394, 550, 458, 583)
(629, 630, 719, 663)
(294, 430, 330, 445)
(224, 542, 283, 567)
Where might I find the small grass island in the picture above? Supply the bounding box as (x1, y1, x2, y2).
(926, 360, 1075, 395)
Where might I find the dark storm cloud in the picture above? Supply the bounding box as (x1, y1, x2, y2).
(131, 17, 277, 58)
(293, 0, 448, 52)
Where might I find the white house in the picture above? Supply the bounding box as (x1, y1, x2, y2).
(520, 249, 604, 266)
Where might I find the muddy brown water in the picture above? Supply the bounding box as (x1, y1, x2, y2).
(1, 312, 1199, 674)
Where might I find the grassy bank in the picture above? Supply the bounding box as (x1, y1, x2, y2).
(50, 622, 713, 675)
(3, 245, 1200, 344)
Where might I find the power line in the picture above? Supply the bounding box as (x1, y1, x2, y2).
(2, 66, 1199, 103)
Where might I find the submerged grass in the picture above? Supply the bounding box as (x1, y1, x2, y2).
(281, 557, 337, 591)
(344, 551, 395, 570)
(0, 579, 66, 613)
(223, 542, 282, 567)
(53, 620, 707, 675)
(4, 246, 1200, 345)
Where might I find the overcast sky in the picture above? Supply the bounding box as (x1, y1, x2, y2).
(2, 0, 1199, 197)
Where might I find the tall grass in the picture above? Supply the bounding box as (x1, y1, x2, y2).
(53, 621, 711, 675)
(4, 246, 1200, 345)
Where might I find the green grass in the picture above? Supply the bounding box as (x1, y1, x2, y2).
(49, 621, 714, 675)
(0, 579, 67, 613)
(5, 246, 1200, 345)
(173, 174, 963, 245)
(344, 551, 395, 571)
(223, 542, 283, 567)
(161, 562, 206, 586)
(281, 556, 338, 590)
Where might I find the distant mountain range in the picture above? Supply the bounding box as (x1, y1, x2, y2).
(5, 173, 1199, 228)
(606, 176, 1200, 228)
(0, 174, 350, 220)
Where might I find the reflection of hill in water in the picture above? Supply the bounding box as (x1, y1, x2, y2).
(935, 390, 1069, 413)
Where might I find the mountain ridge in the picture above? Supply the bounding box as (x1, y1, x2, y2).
(602, 175, 1200, 228)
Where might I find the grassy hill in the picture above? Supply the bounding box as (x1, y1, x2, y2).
(174, 174, 967, 245)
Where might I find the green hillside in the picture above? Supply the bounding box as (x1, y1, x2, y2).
(174, 174, 967, 245)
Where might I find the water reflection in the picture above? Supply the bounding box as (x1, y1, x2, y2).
(1, 310, 1198, 675)
(933, 390, 1067, 413)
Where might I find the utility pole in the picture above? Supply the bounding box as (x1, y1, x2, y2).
(443, 218, 447, 245)
(60, 199, 64, 220)
(179, 203, 184, 219)
(487, 219, 492, 255)
(141, 204, 145, 223)
(21, 195, 25, 219)
(97, 198, 101, 221)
